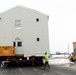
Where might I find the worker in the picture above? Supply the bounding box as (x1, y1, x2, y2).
(44, 52, 50, 69)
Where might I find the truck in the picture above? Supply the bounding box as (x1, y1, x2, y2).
(69, 52, 76, 62)
(69, 42, 76, 62)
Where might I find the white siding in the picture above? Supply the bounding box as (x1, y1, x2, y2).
(0, 6, 49, 56)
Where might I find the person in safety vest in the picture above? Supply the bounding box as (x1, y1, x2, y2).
(44, 52, 50, 69)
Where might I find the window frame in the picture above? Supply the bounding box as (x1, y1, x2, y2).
(17, 41, 22, 47)
(37, 38, 40, 41)
(15, 20, 21, 29)
(36, 18, 39, 22)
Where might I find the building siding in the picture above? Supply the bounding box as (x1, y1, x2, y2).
(0, 6, 49, 56)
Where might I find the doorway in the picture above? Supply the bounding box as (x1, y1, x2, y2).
(13, 40, 23, 54)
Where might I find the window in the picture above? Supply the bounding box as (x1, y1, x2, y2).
(13, 42, 16, 47)
(36, 18, 39, 22)
(15, 20, 21, 29)
(17, 41, 22, 47)
(37, 38, 40, 41)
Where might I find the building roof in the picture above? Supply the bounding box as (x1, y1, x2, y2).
(0, 5, 49, 17)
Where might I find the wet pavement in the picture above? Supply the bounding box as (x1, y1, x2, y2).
(0, 55, 76, 75)
(58, 62, 76, 70)
(0, 64, 76, 75)
(49, 55, 76, 71)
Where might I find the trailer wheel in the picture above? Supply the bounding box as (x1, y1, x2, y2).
(0, 61, 2, 67)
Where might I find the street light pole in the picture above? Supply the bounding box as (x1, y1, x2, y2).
(68, 44, 69, 54)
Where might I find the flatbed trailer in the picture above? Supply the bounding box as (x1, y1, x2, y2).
(0, 46, 44, 66)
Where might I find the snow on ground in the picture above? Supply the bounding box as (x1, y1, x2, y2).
(48, 54, 76, 69)
(49, 58, 71, 65)
(49, 54, 72, 65)
(51, 54, 69, 58)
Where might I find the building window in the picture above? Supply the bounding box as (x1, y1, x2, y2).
(15, 20, 21, 29)
(17, 41, 22, 47)
(36, 18, 39, 22)
(37, 38, 40, 41)
(13, 42, 16, 47)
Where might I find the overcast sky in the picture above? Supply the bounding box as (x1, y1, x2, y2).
(0, 0, 76, 53)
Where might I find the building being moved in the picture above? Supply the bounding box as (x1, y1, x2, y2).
(0, 5, 49, 65)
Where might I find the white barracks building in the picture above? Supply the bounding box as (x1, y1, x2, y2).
(0, 6, 49, 57)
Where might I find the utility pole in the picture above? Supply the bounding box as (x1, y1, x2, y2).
(68, 44, 69, 54)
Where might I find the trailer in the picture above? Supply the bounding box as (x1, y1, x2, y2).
(0, 46, 46, 66)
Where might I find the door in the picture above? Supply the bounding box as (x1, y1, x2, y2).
(13, 40, 23, 54)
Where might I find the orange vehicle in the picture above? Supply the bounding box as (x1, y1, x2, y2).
(0, 46, 15, 66)
(0, 46, 15, 56)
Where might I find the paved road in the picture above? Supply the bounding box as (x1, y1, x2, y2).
(0, 65, 76, 75)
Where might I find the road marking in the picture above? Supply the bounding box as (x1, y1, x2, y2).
(19, 68, 23, 72)
(33, 68, 38, 72)
(18, 68, 24, 75)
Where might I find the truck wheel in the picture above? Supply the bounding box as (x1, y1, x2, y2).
(70, 58, 74, 62)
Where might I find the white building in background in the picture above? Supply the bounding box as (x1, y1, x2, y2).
(0, 5, 49, 57)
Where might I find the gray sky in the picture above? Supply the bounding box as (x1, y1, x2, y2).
(0, 0, 76, 53)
